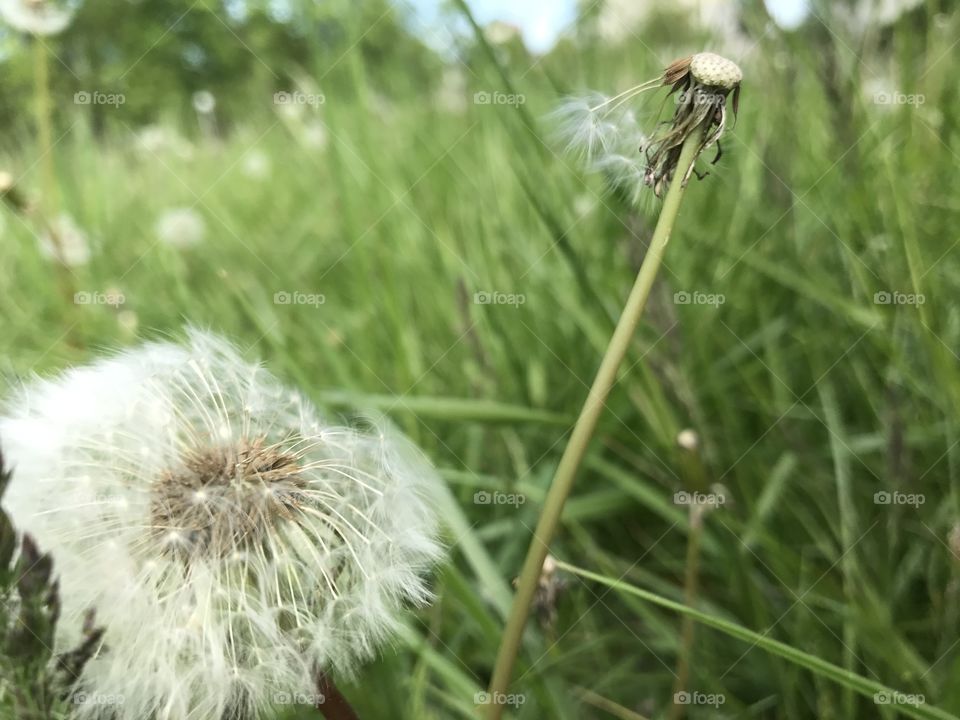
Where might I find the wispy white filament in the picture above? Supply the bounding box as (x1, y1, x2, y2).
(0, 330, 443, 720)
(550, 88, 654, 205)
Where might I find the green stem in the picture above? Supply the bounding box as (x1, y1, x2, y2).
(33, 36, 58, 216)
(485, 124, 709, 719)
(668, 506, 704, 720)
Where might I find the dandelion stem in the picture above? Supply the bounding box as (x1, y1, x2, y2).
(315, 672, 359, 720)
(33, 35, 58, 216)
(485, 120, 711, 719)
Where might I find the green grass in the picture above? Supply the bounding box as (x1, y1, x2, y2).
(2, 4, 960, 719)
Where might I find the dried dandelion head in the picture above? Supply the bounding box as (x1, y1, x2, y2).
(0, 330, 443, 720)
(552, 52, 743, 200)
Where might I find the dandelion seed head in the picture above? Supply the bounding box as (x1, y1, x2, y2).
(0, 329, 444, 720)
(0, 0, 74, 35)
(191, 90, 216, 115)
(38, 213, 91, 267)
(155, 207, 206, 248)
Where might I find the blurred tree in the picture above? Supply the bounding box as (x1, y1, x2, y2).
(0, 0, 443, 135)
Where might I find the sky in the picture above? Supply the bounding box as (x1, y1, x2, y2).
(407, 0, 812, 54)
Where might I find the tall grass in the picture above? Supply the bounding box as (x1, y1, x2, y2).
(1, 5, 959, 719)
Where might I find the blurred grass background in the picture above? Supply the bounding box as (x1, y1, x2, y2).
(2, 0, 960, 718)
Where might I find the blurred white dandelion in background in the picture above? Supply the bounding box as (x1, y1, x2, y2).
(38, 213, 90, 267)
(300, 121, 328, 151)
(155, 207, 206, 249)
(192, 89, 216, 115)
(241, 149, 272, 180)
(134, 125, 195, 160)
(0, 0, 74, 36)
(0, 330, 444, 720)
(192, 90, 218, 139)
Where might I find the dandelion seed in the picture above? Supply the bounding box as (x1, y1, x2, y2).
(552, 52, 743, 199)
(38, 213, 90, 267)
(0, 330, 444, 720)
(0, 0, 74, 36)
(155, 207, 206, 249)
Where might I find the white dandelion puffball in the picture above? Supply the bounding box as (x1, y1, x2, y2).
(191, 89, 217, 115)
(38, 213, 91, 267)
(155, 206, 206, 248)
(0, 0, 74, 35)
(0, 330, 443, 720)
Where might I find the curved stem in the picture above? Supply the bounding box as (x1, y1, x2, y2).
(485, 122, 710, 719)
